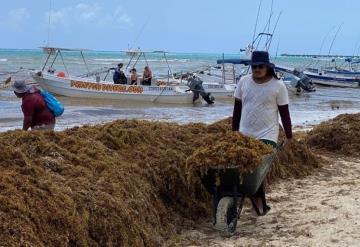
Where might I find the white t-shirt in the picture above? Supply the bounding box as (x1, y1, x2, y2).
(233, 74, 289, 143)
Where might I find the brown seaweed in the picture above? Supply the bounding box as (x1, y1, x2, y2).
(306, 113, 360, 157)
(0, 118, 323, 246)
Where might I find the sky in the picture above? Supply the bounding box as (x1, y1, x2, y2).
(1, 0, 360, 55)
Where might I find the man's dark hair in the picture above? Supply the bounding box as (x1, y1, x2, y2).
(267, 67, 279, 80)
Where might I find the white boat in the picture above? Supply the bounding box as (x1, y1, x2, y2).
(303, 71, 360, 88)
(202, 83, 236, 98)
(173, 76, 236, 99)
(277, 64, 360, 88)
(29, 47, 200, 104)
(30, 71, 195, 104)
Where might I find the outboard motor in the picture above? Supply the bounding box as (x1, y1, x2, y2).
(187, 75, 215, 104)
(293, 69, 316, 93)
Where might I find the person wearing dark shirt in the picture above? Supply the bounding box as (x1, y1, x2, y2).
(113, 63, 127, 84)
(12, 80, 55, 130)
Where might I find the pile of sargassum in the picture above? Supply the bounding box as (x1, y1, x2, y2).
(4, 112, 356, 247)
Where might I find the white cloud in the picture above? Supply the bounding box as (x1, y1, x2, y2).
(46, 3, 132, 28)
(0, 8, 30, 29)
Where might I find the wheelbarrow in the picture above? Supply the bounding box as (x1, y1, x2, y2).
(201, 149, 279, 234)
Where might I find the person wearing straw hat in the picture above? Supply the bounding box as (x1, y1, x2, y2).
(12, 80, 55, 131)
(232, 50, 292, 215)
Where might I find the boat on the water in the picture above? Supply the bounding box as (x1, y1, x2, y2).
(173, 67, 237, 99)
(30, 47, 207, 104)
(30, 71, 196, 104)
(275, 64, 360, 88)
(303, 70, 360, 88)
(216, 59, 317, 94)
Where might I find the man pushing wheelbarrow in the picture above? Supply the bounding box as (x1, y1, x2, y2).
(201, 51, 292, 233)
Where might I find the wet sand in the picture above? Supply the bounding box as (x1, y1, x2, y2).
(175, 154, 360, 246)
(1, 86, 360, 132)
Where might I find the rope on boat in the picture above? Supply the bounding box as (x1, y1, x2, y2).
(152, 85, 168, 103)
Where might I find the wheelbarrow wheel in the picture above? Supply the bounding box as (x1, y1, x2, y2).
(214, 197, 238, 233)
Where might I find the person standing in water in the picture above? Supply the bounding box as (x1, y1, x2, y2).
(232, 51, 292, 215)
(12, 80, 55, 131)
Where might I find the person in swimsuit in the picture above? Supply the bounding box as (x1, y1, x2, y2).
(142, 66, 152, 86)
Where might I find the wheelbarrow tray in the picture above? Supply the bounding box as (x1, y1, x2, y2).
(201, 154, 274, 197)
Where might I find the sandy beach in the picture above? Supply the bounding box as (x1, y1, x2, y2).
(174, 154, 360, 247)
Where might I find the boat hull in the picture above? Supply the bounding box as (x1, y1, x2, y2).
(31, 73, 196, 104)
(202, 83, 235, 99)
(304, 72, 360, 88)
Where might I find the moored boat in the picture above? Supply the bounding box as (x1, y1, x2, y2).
(30, 71, 195, 104)
(29, 47, 206, 104)
(303, 70, 360, 88)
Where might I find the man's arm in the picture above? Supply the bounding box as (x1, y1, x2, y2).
(23, 116, 32, 131)
(21, 98, 35, 131)
(278, 104, 292, 139)
(232, 98, 242, 131)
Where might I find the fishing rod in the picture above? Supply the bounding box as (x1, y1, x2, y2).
(318, 25, 336, 55)
(327, 22, 344, 56)
(255, 12, 274, 50)
(254, 1, 276, 50)
(305, 25, 335, 71)
(46, 0, 52, 46)
(325, 22, 343, 69)
(268, 0, 274, 34)
(251, 0, 263, 47)
(254, 2, 281, 52)
(351, 34, 360, 57)
(129, 16, 151, 51)
(266, 11, 282, 51)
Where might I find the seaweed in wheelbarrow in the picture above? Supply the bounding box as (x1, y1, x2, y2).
(186, 131, 272, 179)
(186, 131, 274, 233)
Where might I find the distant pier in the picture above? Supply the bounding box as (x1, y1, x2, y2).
(281, 54, 360, 59)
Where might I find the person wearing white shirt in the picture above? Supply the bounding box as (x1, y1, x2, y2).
(232, 51, 292, 215)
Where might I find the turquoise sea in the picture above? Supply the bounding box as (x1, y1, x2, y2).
(0, 49, 359, 132)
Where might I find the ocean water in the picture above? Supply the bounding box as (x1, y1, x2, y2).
(0, 49, 359, 132)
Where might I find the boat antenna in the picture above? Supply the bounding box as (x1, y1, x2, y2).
(47, 0, 52, 46)
(327, 22, 344, 56)
(251, 0, 262, 46)
(318, 25, 336, 55)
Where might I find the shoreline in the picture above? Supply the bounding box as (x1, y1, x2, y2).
(0, 108, 359, 133)
(1, 88, 359, 132)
